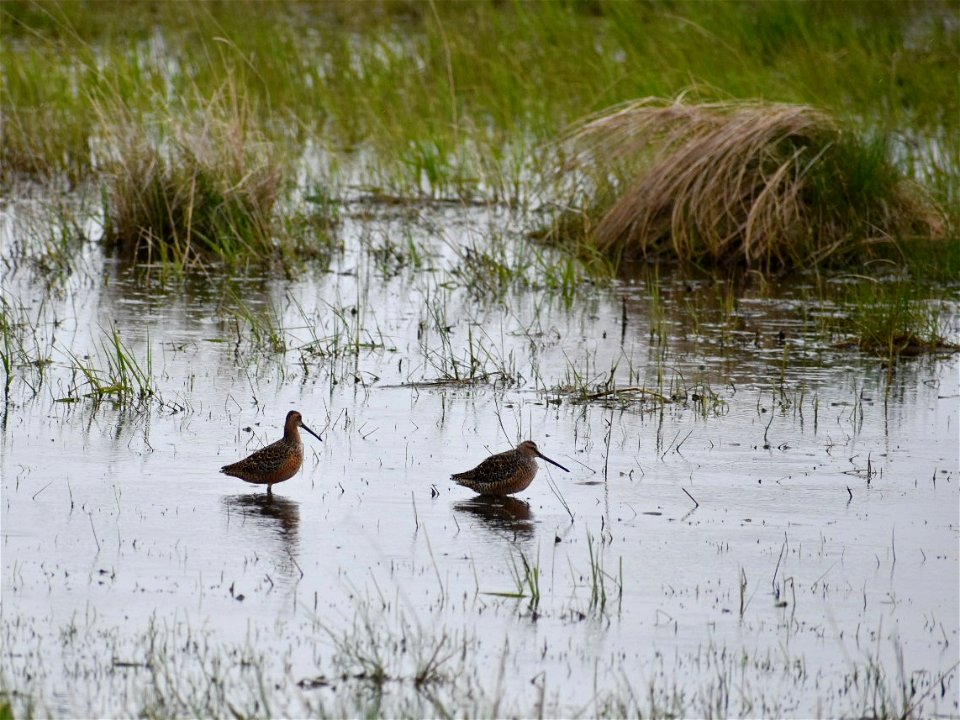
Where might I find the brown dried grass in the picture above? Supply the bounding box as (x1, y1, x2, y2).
(550, 98, 946, 272)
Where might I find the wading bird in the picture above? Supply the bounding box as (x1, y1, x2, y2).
(451, 440, 569, 496)
(221, 410, 322, 495)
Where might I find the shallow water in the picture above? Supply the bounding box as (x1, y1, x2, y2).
(2, 206, 959, 717)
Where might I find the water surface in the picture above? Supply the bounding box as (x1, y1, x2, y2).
(2, 207, 958, 717)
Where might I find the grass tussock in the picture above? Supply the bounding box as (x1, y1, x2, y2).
(98, 86, 287, 269)
(548, 98, 948, 272)
(65, 325, 157, 404)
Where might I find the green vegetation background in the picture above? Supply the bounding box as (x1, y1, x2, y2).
(3, 0, 956, 197)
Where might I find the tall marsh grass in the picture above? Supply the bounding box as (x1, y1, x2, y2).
(97, 86, 286, 268)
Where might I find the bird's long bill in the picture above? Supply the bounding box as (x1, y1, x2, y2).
(537, 451, 570, 472)
(300, 422, 323, 442)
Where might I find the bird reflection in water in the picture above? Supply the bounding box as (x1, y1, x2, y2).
(222, 493, 301, 577)
(452, 496, 535, 541)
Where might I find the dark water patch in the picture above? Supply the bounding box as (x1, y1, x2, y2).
(452, 496, 536, 542)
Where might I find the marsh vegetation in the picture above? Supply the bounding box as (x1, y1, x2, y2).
(2, 2, 958, 718)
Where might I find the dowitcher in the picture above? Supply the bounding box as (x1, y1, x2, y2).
(451, 440, 569, 496)
(221, 410, 322, 495)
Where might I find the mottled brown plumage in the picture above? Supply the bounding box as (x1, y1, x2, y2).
(451, 440, 570, 496)
(221, 411, 322, 495)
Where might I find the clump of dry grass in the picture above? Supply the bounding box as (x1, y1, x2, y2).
(98, 86, 284, 269)
(546, 98, 946, 272)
